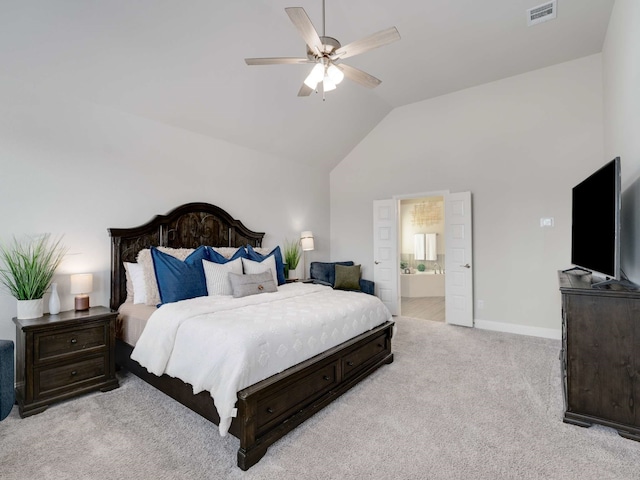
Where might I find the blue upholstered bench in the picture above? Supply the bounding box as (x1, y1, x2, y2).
(0, 339, 14, 421)
(308, 261, 375, 295)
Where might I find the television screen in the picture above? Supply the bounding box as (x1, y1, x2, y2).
(570, 157, 621, 279)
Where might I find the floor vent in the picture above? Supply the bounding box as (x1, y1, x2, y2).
(527, 1, 557, 26)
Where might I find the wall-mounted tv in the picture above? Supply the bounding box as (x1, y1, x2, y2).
(570, 157, 621, 280)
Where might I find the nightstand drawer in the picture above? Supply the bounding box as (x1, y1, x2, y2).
(36, 356, 106, 399)
(35, 323, 108, 363)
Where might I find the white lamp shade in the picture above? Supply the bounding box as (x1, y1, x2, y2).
(322, 76, 336, 92)
(304, 63, 325, 89)
(327, 64, 344, 84)
(300, 231, 315, 251)
(70, 273, 93, 294)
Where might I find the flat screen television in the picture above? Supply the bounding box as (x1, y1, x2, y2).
(570, 157, 621, 280)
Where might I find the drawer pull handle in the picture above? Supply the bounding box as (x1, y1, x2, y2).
(266, 407, 274, 414)
(71, 370, 78, 376)
(347, 361, 354, 367)
(323, 375, 330, 381)
(377, 343, 383, 348)
(70, 338, 78, 344)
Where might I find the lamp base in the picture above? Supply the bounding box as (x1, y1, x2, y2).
(74, 295, 90, 311)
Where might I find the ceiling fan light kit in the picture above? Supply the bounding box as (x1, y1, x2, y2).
(244, 1, 400, 98)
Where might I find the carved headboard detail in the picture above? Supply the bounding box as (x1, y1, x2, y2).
(108, 202, 265, 311)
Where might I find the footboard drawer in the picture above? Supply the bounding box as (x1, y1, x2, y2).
(257, 360, 339, 434)
(342, 332, 388, 379)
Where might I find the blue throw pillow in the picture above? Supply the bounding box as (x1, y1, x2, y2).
(246, 245, 286, 286)
(151, 246, 209, 305)
(206, 246, 248, 264)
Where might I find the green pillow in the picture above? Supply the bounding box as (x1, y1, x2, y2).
(334, 264, 362, 291)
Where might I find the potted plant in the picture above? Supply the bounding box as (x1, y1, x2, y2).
(0, 234, 67, 319)
(283, 239, 301, 280)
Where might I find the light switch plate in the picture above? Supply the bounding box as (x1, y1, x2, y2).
(540, 217, 554, 227)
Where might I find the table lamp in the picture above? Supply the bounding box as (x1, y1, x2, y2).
(300, 231, 314, 279)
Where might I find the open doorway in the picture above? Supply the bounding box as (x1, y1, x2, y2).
(374, 191, 472, 326)
(399, 196, 445, 322)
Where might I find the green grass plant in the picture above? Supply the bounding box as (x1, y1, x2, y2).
(283, 239, 301, 272)
(0, 234, 67, 300)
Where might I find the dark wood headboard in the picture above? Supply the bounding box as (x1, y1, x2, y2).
(108, 202, 265, 311)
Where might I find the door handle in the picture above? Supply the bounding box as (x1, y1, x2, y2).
(461, 264, 471, 269)
(374, 261, 380, 265)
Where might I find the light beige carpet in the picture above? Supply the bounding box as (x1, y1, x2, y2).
(1, 316, 639, 480)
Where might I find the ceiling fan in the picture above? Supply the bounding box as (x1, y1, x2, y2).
(244, 1, 400, 97)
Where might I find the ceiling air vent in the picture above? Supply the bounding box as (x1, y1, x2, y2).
(527, 1, 557, 26)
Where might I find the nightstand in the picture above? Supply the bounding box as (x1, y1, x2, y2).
(13, 306, 119, 418)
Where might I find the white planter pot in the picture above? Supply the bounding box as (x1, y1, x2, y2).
(288, 269, 298, 280)
(17, 298, 44, 319)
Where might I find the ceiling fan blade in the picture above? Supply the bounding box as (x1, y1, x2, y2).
(337, 64, 382, 89)
(333, 27, 400, 60)
(285, 7, 323, 54)
(245, 57, 313, 65)
(298, 83, 314, 97)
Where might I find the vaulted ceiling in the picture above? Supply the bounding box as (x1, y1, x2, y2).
(0, 0, 615, 171)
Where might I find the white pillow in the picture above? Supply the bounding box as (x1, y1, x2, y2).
(124, 262, 147, 305)
(202, 257, 243, 296)
(241, 256, 278, 285)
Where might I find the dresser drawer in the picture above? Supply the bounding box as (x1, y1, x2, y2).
(35, 356, 107, 399)
(342, 333, 388, 379)
(35, 322, 108, 364)
(257, 361, 339, 433)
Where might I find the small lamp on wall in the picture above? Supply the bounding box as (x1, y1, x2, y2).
(300, 231, 315, 279)
(70, 273, 93, 311)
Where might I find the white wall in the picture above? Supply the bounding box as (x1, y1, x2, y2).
(0, 76, 329, 346)
(603, 0, 640, 283)
(331, 54, 604, 335)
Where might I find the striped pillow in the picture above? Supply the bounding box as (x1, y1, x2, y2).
(202, 257, 243, 296)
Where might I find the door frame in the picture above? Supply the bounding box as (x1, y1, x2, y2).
(393, 190, 450, 318)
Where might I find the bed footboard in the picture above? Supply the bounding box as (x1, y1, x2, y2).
(116, 320, 394, 470)
(235, 321, 394, 470)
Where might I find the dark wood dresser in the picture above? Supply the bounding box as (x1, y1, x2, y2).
(13, 306, 119, 418)
(559, 271, 640, 440)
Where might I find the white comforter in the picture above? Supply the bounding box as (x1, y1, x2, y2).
(131, 283, 391, 436)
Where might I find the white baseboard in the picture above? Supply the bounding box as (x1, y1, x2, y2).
(474, 319, 561, 340)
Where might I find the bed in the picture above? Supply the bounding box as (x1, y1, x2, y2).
(109, 202, 394, 470)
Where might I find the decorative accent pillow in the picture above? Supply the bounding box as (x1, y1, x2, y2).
(334, 264, 362, 291)
(228, 271, 277, 298)
(202, 257, 243, 296)
(151, 246, 209, 305)
(137, 247, 195, 306)
(245, 245, 286, 285)
(207, 246, 248, 264)
(123, 262, 134, 303)
(241, 256, 277, 285)
(124, 262, 147, 304)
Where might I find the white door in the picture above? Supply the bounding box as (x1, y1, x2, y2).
(373, 199, 399, 315)
(444, 191, 473, 327)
